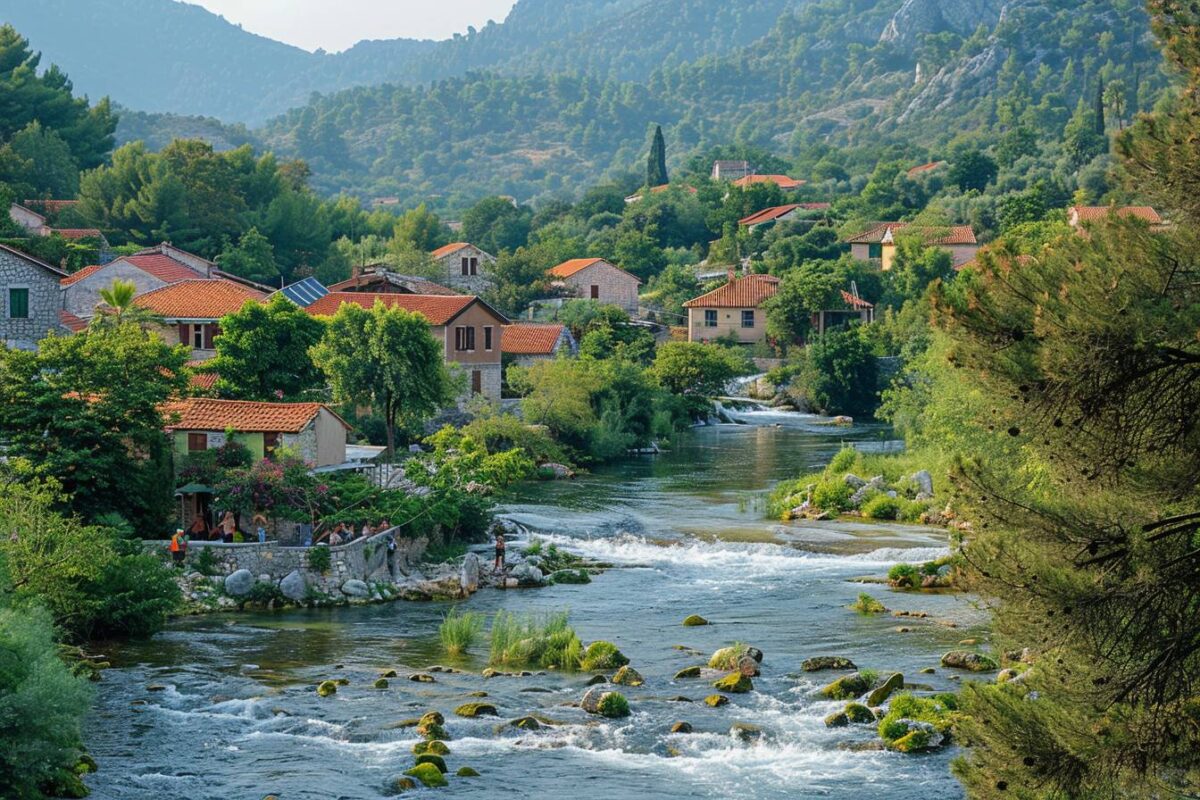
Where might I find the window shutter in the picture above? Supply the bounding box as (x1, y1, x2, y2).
(179, 323, 190, 344)
(203, 324, 215, 349)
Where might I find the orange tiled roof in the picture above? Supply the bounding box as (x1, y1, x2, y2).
(61, 253, 205, 286)
(840, 290, 873, 310)
(24, 199, 78, 213)
(906, 161, 945, 177)
(58, 309, 88, 332)
(52, 228, 103, 240)
(683, 273, 780, 309)
(845, 222, 977, 246)
(133, 279, 266, 319)
(502, 324, 564, 355)
(739, 204, 801, 226)
(731, 174, 805, 190)
(163, 397, 346, 433)
(60, 263, 103, 286)
(430, 242, 472, 259)
(1069, 205, 1162, 224)
(303, 291, 478, 324)
(548, 258, 641, 284)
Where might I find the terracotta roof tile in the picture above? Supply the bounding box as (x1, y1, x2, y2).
(430, 242, 472, 259)
(502, 324, 564, 355)
(303, 292, 479, 324)
(58, 309, 88, 332)
(163, 397, 347, 433)
(52, 228, 103, 240)
(1069, 206, 1162, 224)
(683, 273, 780, 309)
(548, 258, 641, 284)
(731, 174, 805, 190)
(839, 290, 873, 310)
(739, 204, 801, 226)
(327, 272, 461, 295)
(906, 161, 946, 177)
(61, 253, 206, 286)
(59, 263, 104, 286)
(133, 279, 266, 319)
(844, 222, 977, 246)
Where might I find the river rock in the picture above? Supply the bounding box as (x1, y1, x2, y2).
(884, 718, 945, 752)
(731, 722, 766, 743)
(403, 762, 448, 788)
(511, 562, 544, 587)
(612, 665, 644, 686)
(704, 694, 730, 707)
(456, 767, 480, 777)
(682, 614, 709, 626)
(454, 702, 498, 718)
(844, 702, 875, 723)
(585, 674, 609, 686)
(224, 569, 255, 597)
(540, 462, 574, 479)
(316, 680, 337, 697)
(819, 672, 873, 700)
(801, 656, 857, 672)
(824, 711, 849, 727)
(673, 666, 702, 679)
(279, 570, 308, 603)
(670, 721, 693, 734)
(866, 672, 904, 706)
(341, 579, 369, 598)
(413, 740, 451, 756)
(409, 673, 436, 683)
(736, 656, 760, 677)
(460, 552, 481, 593)
(941, 651, 999, 672)
(414, 754, 447, 773)
(581, 686, 607, 714)
(713, 672, 753, 693)
(509, 716, 541, 731)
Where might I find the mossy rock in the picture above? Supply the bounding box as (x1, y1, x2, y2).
(801, 656, 856, 672)
(409, 673, 436, 683)
(580, 641, 629, 671)
(891, 729, 933, 753)
(456, 767, 480, 778)
(611, 665, 644, 686)
(374, 678, 390, 689)
(414, 754, 447, 773)
(704, 694, 730, 707)
(819, 672, 872, 700)
(413, 740, 451, 756)
(508, 716, 541, 731)
(940, 651, 999, 672)
(682, 615, 709, 626)
(712, 672, 753, 693)
(403, 762, 448, 788)
(455, 702, 498, 718)
(597, 691, 631, 718)
(670, 721, 693, 734)
(416, 721, 449, 741)
(708, 644, 763, 670)
(824, 711, 849, 727)
(730, 722, 765, 743)
(866, 672, 904, 707)
(334, 678, 350, 686)
(549, 569, 591, 584)
(316, 680, 338, 697)
(387, 776, 417, 794)
(379, 669, 398, 678)
(419, 711, 445, 726)
(673, 665, 702, 679)
(844, 703, 875, 724)
(74, 754, 98, 775)
(467, 690, 489, 697)
(585, 674, 608, 686)
(919, 667, 936, 674)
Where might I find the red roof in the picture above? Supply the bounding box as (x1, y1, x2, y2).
(304, 292, 480, 325)
(61, 253, 206, 286)
(52, 228, 103, 240)
(1068, 206, 1162, 224)
(731, 174, 805, 190)
(133, 279, 266, 319)
(60, 264, 103, 286)
(840, 290, 873, 310)
(24, 199, 78, 213)
(58, 309, 88, 332)
(906, 161, 945, 177)
(739, 204, 801, 226)
(683, 273, 780, 309)
(845, 223, 977, 246)
(430, 242, 472, 259)
(163, 397, 347, 433)
(548, 258, 641, 284)
(502, 324, 564, 355)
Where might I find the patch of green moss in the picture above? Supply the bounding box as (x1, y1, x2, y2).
(844, 702, 875, 723)
(456, 767, 480, 777)
(316, 680, 338, 697)
(711, 672, 753, 693)
(412, 740, 450, 756)
(851, 593, 887, 614)
(597, 691, 631, 718)
(580, 641, 628, 671)
(403, 762, 448, 788)
(454, 702, 498, 718)
(819, 672, 873, 700)
(414, 754, 447, 773)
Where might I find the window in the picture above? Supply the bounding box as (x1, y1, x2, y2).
(471, 370, 482, 395)
(263, 432, 280, 457)
(483, 325, 493, 351)
(187, 433, 208, 452)
(590, 285, 600, 299)
(868, 243, 883, 259)
(469, 257, 479, 276)
(191, 324, 205, 349)
(454, 326, 475, 351)
(741, 310, 755, 328)
(7, 288, 28, 319)
(704, 309, 717, 327)
(460, 256, 470, 276)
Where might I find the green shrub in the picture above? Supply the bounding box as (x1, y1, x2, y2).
(812, 478, 854, 511)
(877, 692, 958, 747)
(827, 447, 860, 475)
(898, 500, 930, 523)
(307, 546, 331, 573)
(82, 554, 181, 638)
(851, 593, 887, 614)
(861, 493, 902, 520)
(440, 609, 486, 656)
(579, 640, 629, 671)
(244, 581, 284, 605)
(524, 538, 544, 556)
(488, 610, 583, 670)
(887, 563, 920, 588)
(596, 691, 631, 718)
(194, 546, 218, 576)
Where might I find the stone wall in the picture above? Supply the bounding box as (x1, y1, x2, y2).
(0, 247, 62, 350)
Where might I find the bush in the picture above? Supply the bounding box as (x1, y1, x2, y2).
(195, 546, 219, 576)
(244, 581, 284, 605)
(488, 610, 583, 670)
(898, 500, 930, 523)
(82, 554, 181, 638)
(596, 691, 631, 718)
(887, 563, 920, 588)
(861, 493, 902, 520)
(852, 593, 887, 614)
(307, 546, 331, 573)
(827, 447, 860, 474)
(812, 478, 854, 511)
(440, 609, 485, 656)
(0, 604, 92, 799)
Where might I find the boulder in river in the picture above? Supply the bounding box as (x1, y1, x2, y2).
(403, 762, 448, 788)
(341, 579, 369, 598)
(866, 672, 904, 706)
(705, 694, 730, 707)
(585, 674, 609, 686)
(844, 702, 875, 724)
(824, 711, 849, 727)
(801, 656, 857, 672)
(708, 644, 762, 671)
(386, 777, 416, 794)
(460, 552, 480, 594)
(454, 702, 498, 718)
(673, 666, 702, 680)
(883, 719, 945, 753)
(682, 614, 709, 626)
(456, 767, 480, 777)
(736, 656, 760, 677)
(413, 740, 450, 756)
(419, 711, 445, 726)
(730, 722, 766, 743)
(819, 672, 873, 700)
(279, 570, 308, 603)
(373, 678, 389, 689)
(712, 672, 753, 693)
(539, 462, 574, 479)
(316, 680, 337, 697)
(940, 651, 999, 672)
(414, 753, 447, 773)
(224, 569, 255, 597)
(511, 562, 544, 586)
(670, 721, 693, 734)
(612, 665, 644, 686)
(409, 673, 436, 683)
(581, 685, 607, 714)
(508, 716, 541, 731)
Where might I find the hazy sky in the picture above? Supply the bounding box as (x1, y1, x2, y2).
(189, 0, 518, 52)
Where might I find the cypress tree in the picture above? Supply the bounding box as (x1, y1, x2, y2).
(646, 125, 668, 188)
(1094, 76, 1106, 135)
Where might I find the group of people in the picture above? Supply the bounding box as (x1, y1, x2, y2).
(316, 520, 392, 547)
(185, 510, 271, 544)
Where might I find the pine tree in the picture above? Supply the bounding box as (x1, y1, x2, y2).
(646, 124, 668, 188)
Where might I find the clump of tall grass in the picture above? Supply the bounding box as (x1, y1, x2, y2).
(488, 610, 582, 670)
(439, 608, 486, 656)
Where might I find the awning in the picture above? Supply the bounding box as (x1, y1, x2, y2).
(174, 483, 214, 496)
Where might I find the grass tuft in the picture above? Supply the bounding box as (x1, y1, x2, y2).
(440, 608, 486, 656)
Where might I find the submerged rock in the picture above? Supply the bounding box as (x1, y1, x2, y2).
(456, 767, 480, 777)
(866, 673, 904, 707)
(373, 678, 389, 689)
(508, 716, 541, 731)
(403, 762, 448, 788)
(704, 694, 730, 707)
(409, 673, 436, 683)
(611, 666, 644, 687)
(454, 702, 498, 718)
(316, 680, 337, 697)
(824, 711, 849, 727)
(730, 722, 765, 743)
(386, 776, 417, 794)
(801, 656, 857, 672)
(414, 754, 447, 773)
(682, 614, 709, 627)
(844, 703, 875, 724)
(673, 666, 702, 679)
(585, 674, 609, 686)
(670, 721, 693, 734)
(941, 651, 999, 672)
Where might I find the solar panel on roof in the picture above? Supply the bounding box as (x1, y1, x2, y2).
(276, 277, 328, 307)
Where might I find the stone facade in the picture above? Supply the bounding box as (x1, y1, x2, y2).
(454, 361, 502, 405)
(554, 260, 640, 314)
(64, 259, 172, 316)
(434, 244, 495, 294)
(0, 244, 65, 350)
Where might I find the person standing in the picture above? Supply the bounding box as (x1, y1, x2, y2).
(493, 525, 506, 573)
(386, 534, 398, 579)
(169, 528, 188, 568)
(253, 513, 268, 544)
(220, 510, 237, 543)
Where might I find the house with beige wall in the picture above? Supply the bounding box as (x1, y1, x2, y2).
(683, 273, 779, 344)
(548, 258, 641, 314)
(845, 223, 978, 269)
(133, 279, 267, 361)
(304, 292, 509, 402)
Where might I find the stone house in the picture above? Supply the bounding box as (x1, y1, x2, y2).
(712, 160, 753, 181)
(430, 242, 495, 294)
(844, 223, 978, 269)
(8, 203, 49, 234)
(502, 323, 577, 367)
(683, 272, 780, 344)
(548, 258, 641, 314)
(133, 279, 267, 361)
(304, 292, 509, 402)
(163, 397, 350, 468)
(61, 242, 216, 318)
(0, 243, 68, 350)
(328, 267, 460, 296)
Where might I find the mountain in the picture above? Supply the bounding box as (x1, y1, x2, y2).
(0, 0, 797, 124)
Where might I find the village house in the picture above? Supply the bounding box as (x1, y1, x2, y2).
(738, 203, 832, 231)
(502, 323, 577, 366)
(61, 242, 219, 318)
(133, 279, 267, 360)
(624, 184, 698, 203)
(548, 258, 641, 314)
(845, 223, 979, 269)
(304, 292, 509, 401)
(731, 174, 805, 191)
(683, 272, 780, 344)
(0, 242, 68, 350)
(429, 242, 496, 294)
(328, 266, 460, 296)
(711, 160, 753, 181)
(813, 289, 875, 336)
(163, 397, 350, 468)
(1067, 205, 1163, 229)
(8, 202, 106, 244)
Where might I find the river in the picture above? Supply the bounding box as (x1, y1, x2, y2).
(82, 414, 981, 799)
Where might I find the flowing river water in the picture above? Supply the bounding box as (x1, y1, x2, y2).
(83, 410, 982, 799)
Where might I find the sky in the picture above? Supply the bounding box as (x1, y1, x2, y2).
(188, 0, 518, 52)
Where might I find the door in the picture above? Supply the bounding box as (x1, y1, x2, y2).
(590, 285, 600, 299)
(471, 370, 483, 395)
